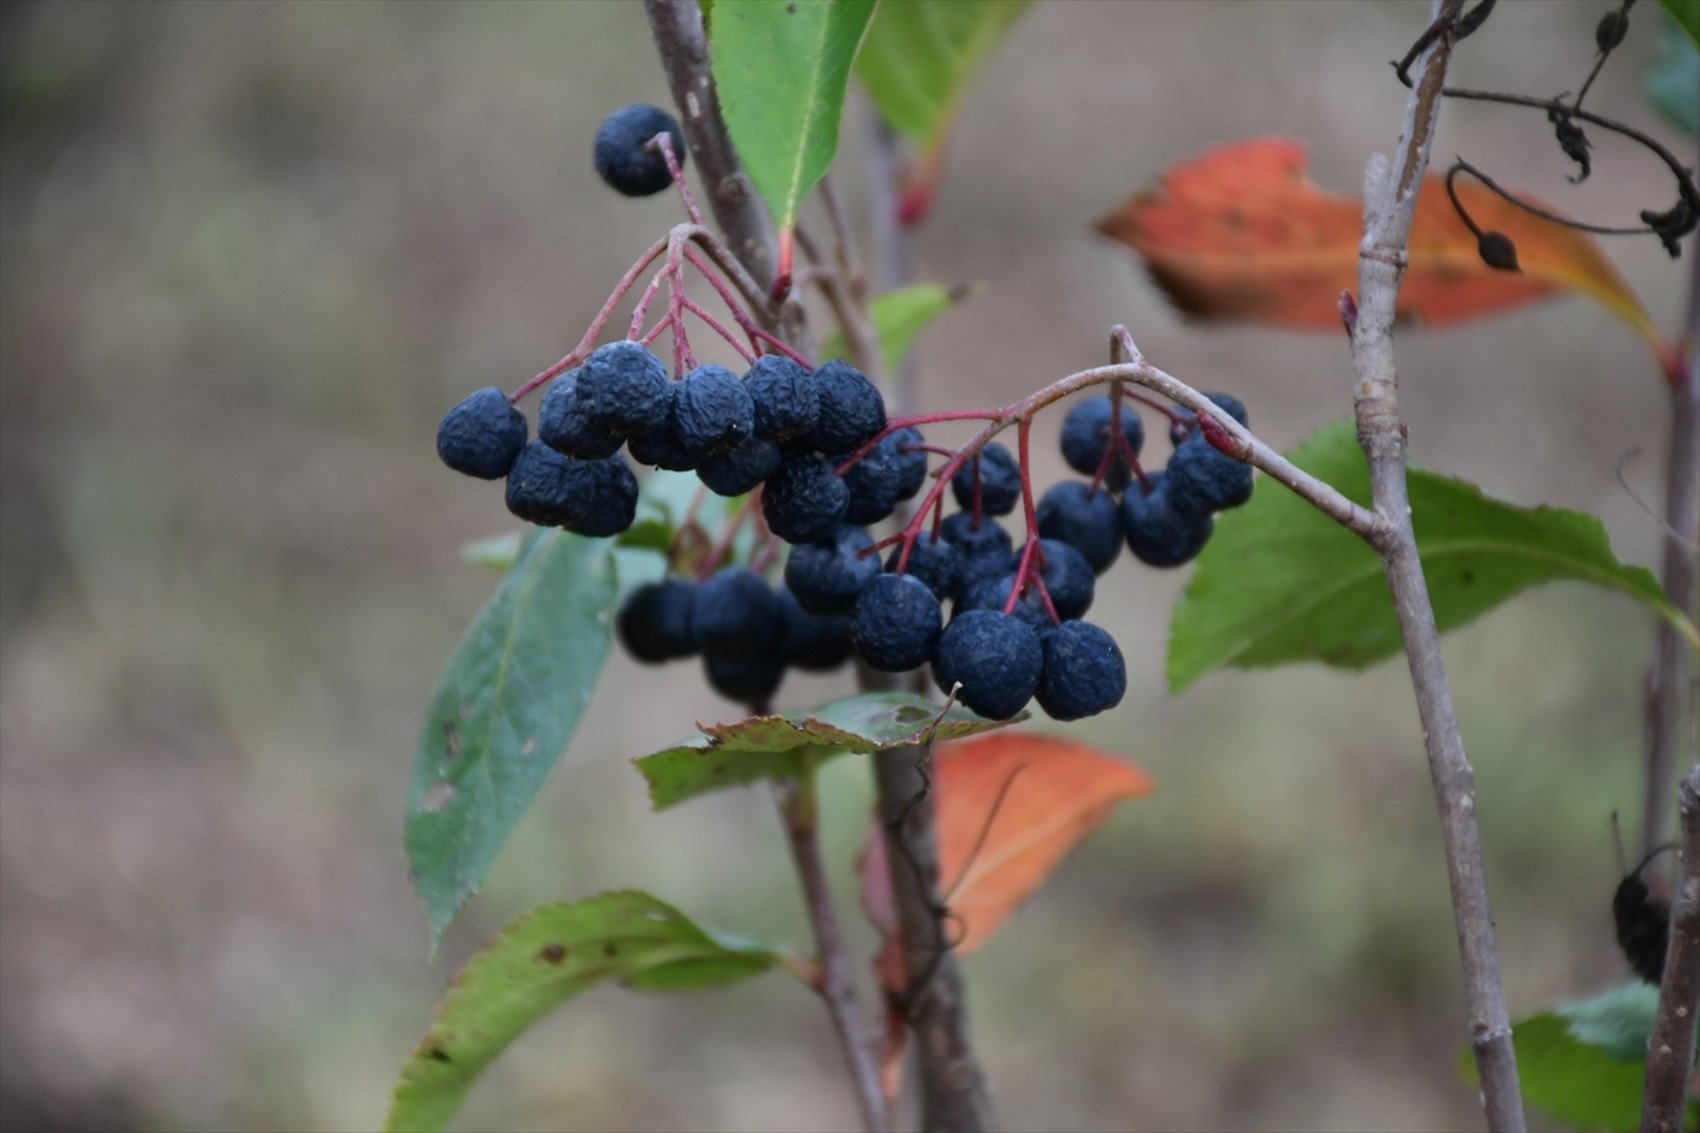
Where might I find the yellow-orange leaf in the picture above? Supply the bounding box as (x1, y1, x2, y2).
(1095, 137, 1666, 358)
(859, 733, 1153, 961)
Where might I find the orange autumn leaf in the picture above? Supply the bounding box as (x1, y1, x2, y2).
(858, 732, 1153, 962)
(1095, 137, 1667, 359)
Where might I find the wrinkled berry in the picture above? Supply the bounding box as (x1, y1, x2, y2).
(593, 104, 686, 198)
(1121, 474, 1213, 567)
(808, 360, 886, 454)
(838, 431, 917, 525)
(779, 587, 854, 671)
(696, 437, 781, 496)
(504, 443, 637, 536)
(1021, 538, 1094, 621)
(763, 453, 849, 543)
(437, 387, 528, 480)
(887, 533, 959, 601)
(743, 355, 819, 443)
(703, 652, 785, 705)
(950, 443, 1020, 516)
(627, 419, 697, 471)
(941, 511, 1014, 559)
(538, 373, 623, 460)
(1165, 434, 1254, 515)
(672, 364, 755, 457)
(1036, 481, 1122, 574)
(575, 341, 670, 438)
(852, 574, 941, 672)
(1059, 395, 1144, 489)
(784, 524, 880, 617)
(1036, 621, 1126, 721)
(692, 568, 785, 659)
(931, 610, 1042, 719)
(957, 572, 1052, 633)
(888, 427, 929, 499)
(618, 579, 699, 663)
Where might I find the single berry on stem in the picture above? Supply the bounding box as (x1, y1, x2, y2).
(1121, 473, 1214, 567)
(593, 104, 688, 198)
(1059, 395, 1144, 490)
(784, 523, 880, 617)
(618, 579, 700, 663)
(808, 360, 887, 454)
(950, 442, 1021, 516)
(931, 609, 1042, 719)
(696, 437, 781, 496)
(743, 354, 820, 443)
(763, 453, 850, 544)
(852, 574, 942, 672)
(576, 341, 671, 437)
(437, 387, 528, 480)
(692, 567, 785, 659)
(1036, 621, 1126, 721)
(1036, 481, 1123, 574)
(672, 364, 756, 457)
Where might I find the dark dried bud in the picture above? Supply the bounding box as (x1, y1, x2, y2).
(1640, 200, 1696, 259)
(1547, 108, 1591, 183)
(1454, 0, 1497, 39)
(1595, 9, 1629, 51)
(1477, 231, 1520, 272)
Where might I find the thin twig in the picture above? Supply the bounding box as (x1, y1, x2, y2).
(773, 761, 891, 1133)
(1350, 4, 1525, 1129)
(1642, 250, 1700, 859)
(1641, 767, 1700, 1133)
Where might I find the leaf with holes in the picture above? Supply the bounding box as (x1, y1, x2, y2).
(1167, 421, 1698, 691)
(407, 529, 617, 947)
(855, 0, 1029, 222)
(711, 0, 876, 232)
(1096, 137, 1672, 366)
(1462, 983, 1699, 1132)
(821, 282, 977, 374)
(385, 892, 780, 1133)
(634, 691, 1021, 810)
(858, 733, 1152, 958)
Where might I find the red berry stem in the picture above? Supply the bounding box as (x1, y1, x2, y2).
(652, 130, 704, 228)
(681, 246, 813, 367)
(508, 233, 672, 402)
(680, 296, 757, 363)
(639, 314, 674, 346)
(698, 490, 759, 581)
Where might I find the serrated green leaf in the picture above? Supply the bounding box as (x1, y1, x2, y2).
(712, 0, 876, 231)
(1661, 0, 1700, 47)
(1168, 421, 1698, 691)
(1647, 12, 1700, 135)
(855, 1, 1027, 144)
(407, 529, 617, 947)
(386, 892, 779, 1133)
(821, 282, 976, 373)
(634, 691, 1021, 809)
(1462, 983, 1698, 1132)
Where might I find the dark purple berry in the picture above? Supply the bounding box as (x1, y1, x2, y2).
(575, 341, 670, 438)
(672, 364, 755, 457)
(538, 373, 623, 460)
(691, 568, 785, 659)
(763, 453, 849, 543)
(503, 444, 637, 536)
(593, 104, 686, 198)
(696, 437, 781, 496)
(779, 587, 854, 671)
(1036, 481, 1122, 574)
(703, 652, 785, 705)
(783, 524, 880, 617)
(1020, 538, 1094, 621)
(851, 574, 941, 672)
(808, 360, 886, 454)
(1169, 393, 1249, 446)
(1165, 434, 1253, 515)
(950, 443, 1020, 516)
(437, 387, 528, 479)
(627, 420, 697, 471)
(1058, 396, 1144, 489)
(957, 572, 1051, 633)
(1121, 474, 1213, 567)
(931, 610, 1042, 719)
(618, 579, 699, 663)
(887, 533, 959, 602)
(743, 355, 819, 443)
(1036, 621, 1126, 721)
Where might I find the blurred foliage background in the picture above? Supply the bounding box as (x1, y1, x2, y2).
(0, 1, 1692, 1129)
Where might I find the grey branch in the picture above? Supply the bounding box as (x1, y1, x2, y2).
(1347, 4, 1525, 1129)
(776, 776, 891, 1133)
(1642, 767, 1700, 1133)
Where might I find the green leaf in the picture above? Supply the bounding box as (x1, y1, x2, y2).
(407, 529, 617, 946)
(856, 0, 1027, 145)
(1168, 421, 1698, 691)
(1647, 12, 1700, 135)
(459, 531, 522, 571)
(712, 0, 877, 231)
(1463, 983, 1699, 1132)
(634, 690, 1021, 809)
(821, 282, 976, 373)
(385, 892, 779, 1133)
(1660, 0, 1700, 47)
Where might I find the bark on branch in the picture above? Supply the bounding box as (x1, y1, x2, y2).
(1348, 4, 1525, 1128)
(1642, 766, 1700, 1133)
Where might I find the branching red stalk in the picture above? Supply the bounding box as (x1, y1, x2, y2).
(680, 296, 757, 363)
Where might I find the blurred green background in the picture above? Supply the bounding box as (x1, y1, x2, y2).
(1, 1, 1692, 1129)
